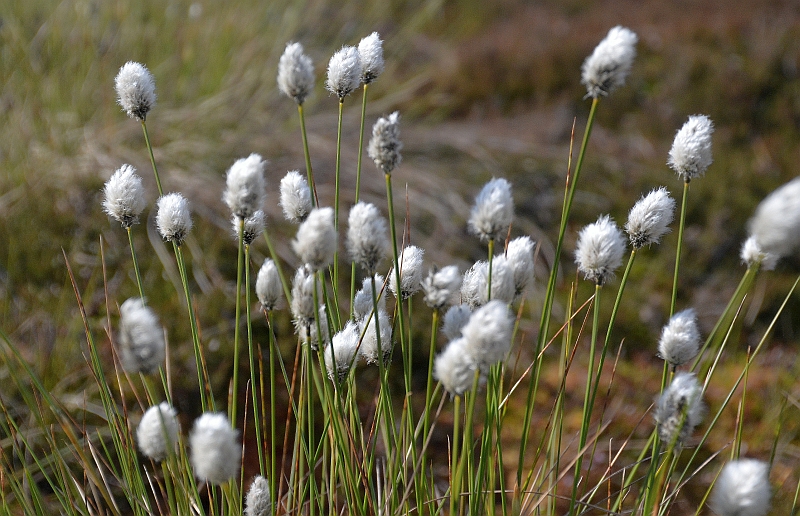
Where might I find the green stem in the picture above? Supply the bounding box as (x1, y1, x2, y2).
(298, 103, 318, 206)
(231, 218, 244, 427)
(450, 395, 461, 516)
(245, 244, 265, 474)
(174, 244, 212, 411)
(141, 121, 163, 196)
(333, 99, 344, 291)
(261, 229, 292, 305)
(670, 180, 690, 317)
(266, 312, 278, 516)
(517, 97, 599, 485)
(569, 283, 601, 514)
(385, 173, 408, 377)
(355, 83, 369, 203)
(126, 226, 145, 300)
(487, 239, 495, 302)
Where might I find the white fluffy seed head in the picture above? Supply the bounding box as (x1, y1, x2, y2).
(156, 193, 192, 245)
(291, 266, 321, 330)
(422, 265, 462, 309)
(224, 154, 267, 219)
(353, 274, 386, 321)
(293, 207, 337, 271)
(118, 298, 165, 374)
(278, 42, 315, 105)
(668, 115, 714, 181)
(625, 187, 676, 248)
(468, 178, 514, 243)
(347, 202, 389, 273)
(658, 308, 701, 367)
(233, 210, 266, 246)
(581, 26, 638, 98)
(711, 459, 771, 516)
(245, 475, 272, 516)
(325, 321, 361, 381)
(103, 164, 147, 228)
(256, 259, 283, 311)
(368, 112, 403, 175)
(115, 61, 156, 121)
(442, 304, 472, 342)
(575, 215, 626, 286)
(506, 236, 536, 298)
(358, 309, 393, 365)
(654, 372, 704, 448)
(747, 177, 800, 266)
(137, 402, 179, 461)
(461, 257, 515, 309)
(390, 245, 425, 300)
(461, 300, 514, 374)
(280, 170, 313, 223)
(358, 32, 385, 84)
(434, 337, 476, 397)
(326, 45, 362, 98)
(298, 306, 330, 350)
(740, 236, 778, 271)
(189, 413, 241, 485)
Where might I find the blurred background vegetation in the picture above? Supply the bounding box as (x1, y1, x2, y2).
(2, 0, 800, 512)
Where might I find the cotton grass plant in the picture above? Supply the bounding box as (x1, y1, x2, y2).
(2, 25, 800, 516)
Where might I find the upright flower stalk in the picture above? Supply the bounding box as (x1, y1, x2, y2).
(668, 115, 714, 315)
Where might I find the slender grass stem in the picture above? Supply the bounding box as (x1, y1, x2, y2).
(266, 311, 278, 516)
(244, 244, 265, 474)
(174, 244, 213, 411)
(384, 172, 408, 376)
(450, 394, 462, 516)
(262, 229, 292, 305)
(298, 103, 318, 206)
(126, 226, 145, 300)
(355, 84, 369, 203)
(518, 98, 599, 483)
(569, 283, 601, 514)
(670, 180, 690, 317)
(141, 121, 163, 196)
(231, 218, 244, 426)
(333, 99, 345, 290)
(487, 239, 495, 301)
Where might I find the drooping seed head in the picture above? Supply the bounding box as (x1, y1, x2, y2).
(358, 309, 393, 365)
(352, 274, 386, 321)
(422, 265, 462, 309)
(740, 236, 778, 271)
(389, 245, 425, 300)
(434, 337, 476, 397)
(746, 176, 800, 268)
(298, 305, 330, 350)
(711, 459, 771, 516)
(293, 207, 337, 271)
(118, 298, 165, 374)
(278, 42, 315, 105)
(233, 210, 266, 246)
(625, 187, 676, 248)
(368, 112, 403, 174)
(581, 26, 638, 99)
(506, 236, 536, 298)
(280, 170, 313, 223)
(461, 257, 515, 309)
(324, 321, 361, 381)
(224, 153, 267, 219)
(654, 372, 704, 448)
(326, 45, 362, 99)
(256, 259, 283, 311)
(189, 412, 241, 485)
(461, 300, 514, 374)
(442, 304, 472, 342)
(115, 61, 156, 121)
(575, 215, 626, 286)
(245, 475, 273, 516)
(468, 178, 514, 243)
(668, 115, 714, 181)
(358, 32, 385, 84)
(347, 202, 389, 273)
(137, 402, 180, 461)
(156, 193, 192, 246)
(657, 308, 701, 367)
(290, 266, 321, 330)
(103, 164, 147, 228)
